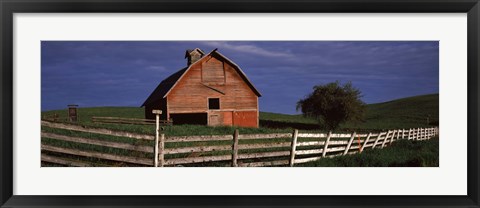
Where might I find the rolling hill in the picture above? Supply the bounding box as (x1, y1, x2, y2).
(259, 94, 438, 131)
(42, 93, 438, 132)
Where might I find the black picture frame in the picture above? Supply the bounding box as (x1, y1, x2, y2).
(1, 0, 479, 207)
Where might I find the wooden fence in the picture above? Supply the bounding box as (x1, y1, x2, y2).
(40, 120, 439, 167)
(92, 116, 172, 126)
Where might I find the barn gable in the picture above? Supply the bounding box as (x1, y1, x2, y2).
(142, 48, 261, 128)
(141, 49, 261, 107)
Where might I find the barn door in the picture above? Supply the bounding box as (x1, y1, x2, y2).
(209, 113, 221, 126)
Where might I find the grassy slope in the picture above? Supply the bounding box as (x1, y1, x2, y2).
(341, 93, 439, 130)
(42, 93, 438, 134)
(260, 94, 439, 130)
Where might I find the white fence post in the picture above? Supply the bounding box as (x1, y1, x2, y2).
(360, 132, 371, 153)
(344, 132, 356, 155)
(390, 130, 397, 145)
(372, 132, 383, 149)
(289, 129, 298, 167)
(381, 131, 390, 148)
(152, 110, 162, 167)
(416, 128, 421, 140)
(322, 131, 332, 158)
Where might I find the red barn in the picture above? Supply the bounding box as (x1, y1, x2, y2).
(141, 48, 261, 128)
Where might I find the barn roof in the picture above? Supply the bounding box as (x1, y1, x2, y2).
(141, 49, 261, 107)
(141, 67, 188, 107)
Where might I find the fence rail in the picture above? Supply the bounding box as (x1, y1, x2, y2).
(41, 120, 439, 167)
(92, 116, 172, 126)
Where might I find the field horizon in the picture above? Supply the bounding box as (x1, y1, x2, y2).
(42, 93, 439, 133)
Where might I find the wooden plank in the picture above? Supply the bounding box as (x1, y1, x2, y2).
(165, 145, 231, 154)
(41, 144, 153, 166)
(41, 154, 92, 167)
(92, 120, 155, 125)
(41, 121, 154, 140)
(322, 131, 332, 158)
(41, 132, 153, 153)
(238, 151, 290, 159)
(289, 129, 298, 167)
(296, 141, 324, 147)
(328, 146, 347, 153)
(331, 133, 352, 138)
(166, 135, 233, 142)
(158, 134, 165, 167)
(363, 143, 374, 148)
(232, 129, 239, 167)
(164, 155, 231, 165)
(296, 140, 350, 147)
(343, 132, 356, 155)
(239, 160, 289, 167)
(359, 132, 372, 152)
(294, 156, 322, 164)
(295, 149, 323, 155)
(238, 133, 292, 140)
(238, 142, 291, 150)
(297, 133, 327, 138)
(92, 116, 156, 122)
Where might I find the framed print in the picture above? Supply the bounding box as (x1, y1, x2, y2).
(1, 0, 479, 207)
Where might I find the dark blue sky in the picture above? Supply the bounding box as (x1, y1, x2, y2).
(41, 41, 439, 114)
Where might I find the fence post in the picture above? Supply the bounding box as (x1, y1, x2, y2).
(389, 130, 396, 145)
(322, 131, 332, 158)
(360, 132, 371, 153)
(372, 132, 383, 149)
(289, 129, 298, 167)
(232, 129, 239, 167)
(154, 134, 159, 167)
(414, 128, 420, 141)
(344, 132, 356, 155)
(159, 134, 165, 167)
(152, 110, 162, 167)
(381, 131, 391, 148)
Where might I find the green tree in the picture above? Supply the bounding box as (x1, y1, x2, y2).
(296, 81, 366, 130)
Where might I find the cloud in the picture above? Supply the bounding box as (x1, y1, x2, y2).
(145, 65, 168, 72)
(202, 42, 293, 58)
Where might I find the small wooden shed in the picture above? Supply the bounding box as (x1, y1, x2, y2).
(142, 48, 261, 128)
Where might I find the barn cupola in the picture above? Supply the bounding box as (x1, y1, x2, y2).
(185, 48, 205, 66)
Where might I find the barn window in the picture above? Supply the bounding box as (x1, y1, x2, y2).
(208, 98, 220, 110)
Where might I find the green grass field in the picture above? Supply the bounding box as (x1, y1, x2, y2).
(41, 94, 439, 167)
